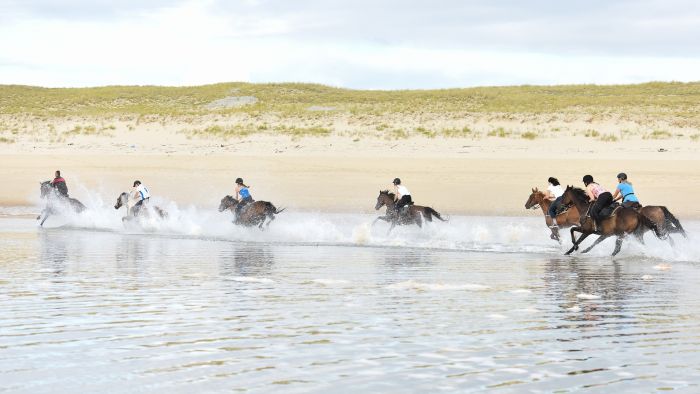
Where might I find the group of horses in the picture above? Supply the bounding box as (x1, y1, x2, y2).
(37, 181, 688, 256)
(37, 182, 445, 232)
(526, 186, 686, 256)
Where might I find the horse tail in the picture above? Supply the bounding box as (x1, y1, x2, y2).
(266, 202, 285, 215)
(423, 207, 447, 222)
(660, 206, 687, 238)
(638, 211, 663, 239)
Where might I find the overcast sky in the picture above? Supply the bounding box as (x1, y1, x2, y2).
(2, 0, 699, 89)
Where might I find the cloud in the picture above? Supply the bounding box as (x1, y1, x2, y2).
(1, 0, 699, 88)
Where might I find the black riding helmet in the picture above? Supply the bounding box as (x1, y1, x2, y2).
(548, 177, 560, 186)
(393, 178, 401, 185)
(617, 172, 627, 180)
(582, 175, 594, 185)
(235, 178, 244, 184)
(133, 180, 141, 187)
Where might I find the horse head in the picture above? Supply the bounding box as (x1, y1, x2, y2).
(219, 195, 238, 212)
(114, 192, 129, 210)
(40, 181, 53, 199)
(525, 187, 544, 209)
(376, 190, 394, 210)
(561, 185, 589, 208)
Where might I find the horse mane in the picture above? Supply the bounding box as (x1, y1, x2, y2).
(568, 187, 590, 203)
(380, 190, 395, 199)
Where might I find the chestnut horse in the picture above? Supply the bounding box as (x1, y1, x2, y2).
(219, 195, 285, 229)
(114, 192, 168, 222)
(373, 190, 446, 234)
(37, 181, 87, 226)
(524, 187, 580, 241)
(561, 186, 662, 256)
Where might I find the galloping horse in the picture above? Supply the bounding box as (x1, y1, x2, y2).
(114, 192, 168, 222)
(524, 187, 580, 241)
(219, 195, 285, 229)
(373, 190, 446, 234)
(37, 181, 86, 226)
(561, 186, 662, 256)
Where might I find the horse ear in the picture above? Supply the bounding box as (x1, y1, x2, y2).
(531, 188, 535, 192)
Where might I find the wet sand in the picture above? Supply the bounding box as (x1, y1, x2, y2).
(2, 145, 700, 218)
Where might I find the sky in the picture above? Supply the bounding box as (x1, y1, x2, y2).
(1, 0, 700, 89)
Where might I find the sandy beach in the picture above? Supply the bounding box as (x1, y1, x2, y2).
(2, 131, 699, 218)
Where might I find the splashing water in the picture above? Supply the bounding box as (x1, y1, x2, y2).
(12, 183, 700, 262)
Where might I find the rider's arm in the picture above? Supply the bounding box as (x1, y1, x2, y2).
(394, 185, 401, 200)
(612, 187, 621, 201)
(585, 185, 596, 201)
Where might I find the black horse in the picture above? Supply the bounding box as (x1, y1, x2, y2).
(37, 181, 86, 226)
(372, 190, 446, 234)
(219, 195, 285, 229)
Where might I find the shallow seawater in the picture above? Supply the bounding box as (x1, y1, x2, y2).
(1, 213, 700, 393)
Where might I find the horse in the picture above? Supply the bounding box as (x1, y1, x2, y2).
(373, 190, 446, 234)
(114, 192, 168, 222)
(37, 181, 87, 226)
(219, 195, 285, 229)
(524, 187, 581, 241)
(561, 186, 662, 256)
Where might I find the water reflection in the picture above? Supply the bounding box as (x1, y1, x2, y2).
(39, 231, 69, 276)
(219, 245, 275, 277)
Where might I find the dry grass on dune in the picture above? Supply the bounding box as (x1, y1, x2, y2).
(1, 82, 699, 142)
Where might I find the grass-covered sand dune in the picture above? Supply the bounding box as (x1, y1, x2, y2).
(2, 81, 700, 117)
(1, 81, 699, 144)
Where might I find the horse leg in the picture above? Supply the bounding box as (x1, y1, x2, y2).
(667, 236, 675, 247)
(387, 222, 396, 235)
(40, 213, 49, 226)
(565, 227, 583, 255)
(612, 236, 624, 256)
(550, 226, 560, 241)
(581, 235, 609, 254)
(415, 213, 422, 228)
(266, 213, 276, 228)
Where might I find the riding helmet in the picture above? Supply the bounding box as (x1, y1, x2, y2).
(582, 175, 593, 185)
(617, 172, 627, 180)
(393, 178, 401, 185)
(133, 180, 141, 187)
(235, 178, 244, 184)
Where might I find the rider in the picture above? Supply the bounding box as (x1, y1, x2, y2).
(392, 178, 412, 214)
(546, 177, 564, 224)
(132, 180, 151, 215)
(51, 170, 69, 197)
(612, 172, 641, 209)
(234, 178, 254, 217)
(583, 175, 613, 230)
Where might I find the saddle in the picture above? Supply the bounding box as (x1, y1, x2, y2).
(599, 202, 621, 219)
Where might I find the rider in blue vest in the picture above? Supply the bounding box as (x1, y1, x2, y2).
(234, 178, 254, 217)
(612, 172, 641, 209)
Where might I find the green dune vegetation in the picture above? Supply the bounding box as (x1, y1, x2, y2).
(1, 81, 699, 141)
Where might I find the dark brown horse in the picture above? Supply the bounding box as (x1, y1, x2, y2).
(219, 195, 285, 229)
(373, 190, 446, 234)
(525, 187, 580, 241)
(561, 186, 662, 256)
(114, 192, 168, 222)
(37, 181, 87, 226)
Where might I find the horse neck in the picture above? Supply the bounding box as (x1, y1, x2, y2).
(568, 192, 590, 215)
(382, 196, 395, 209)
(536, 195, 550, 213)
